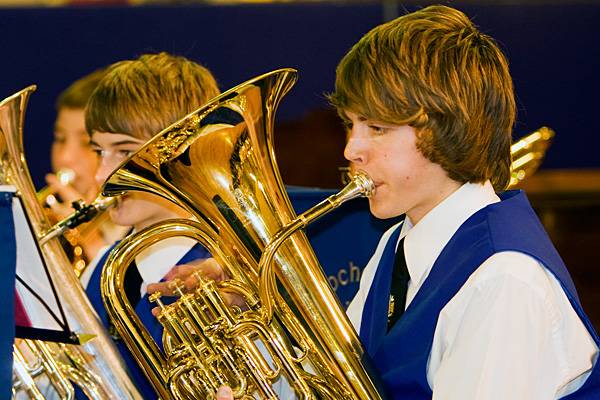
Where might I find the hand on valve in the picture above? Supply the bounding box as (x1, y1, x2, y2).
(146, 257, 246, 316)
(147, 257, 248, 400)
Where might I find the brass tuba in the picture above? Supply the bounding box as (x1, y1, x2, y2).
(0, 86, 142, 399)
(100, 69, 387, 399)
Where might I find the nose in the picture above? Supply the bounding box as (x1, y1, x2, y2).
(52, 142, 77, 172)
(344, 133, 366, 166)
(95, 156, 118, 186)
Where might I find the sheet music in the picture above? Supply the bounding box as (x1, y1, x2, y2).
(10, 191, 63, 331)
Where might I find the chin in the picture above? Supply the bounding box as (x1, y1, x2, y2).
(368, 200, 404, 220)
(368, 204, 392, 220)
(108, 207, 133, 227)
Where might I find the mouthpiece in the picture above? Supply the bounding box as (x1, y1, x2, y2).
(38, 195, 118, 245)
(352, 171, 375, 198)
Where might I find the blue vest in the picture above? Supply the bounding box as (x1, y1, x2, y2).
(360, 190, 600, 399)
(86, 242, 210, 399)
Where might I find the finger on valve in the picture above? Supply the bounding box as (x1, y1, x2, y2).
(148, 257, 249, 317)
(216, 386, 233, 400)
(147, 257, 227, 296)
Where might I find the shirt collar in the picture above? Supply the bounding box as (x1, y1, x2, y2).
(135, 236, 196, 287)
(398, 181, 500, 289)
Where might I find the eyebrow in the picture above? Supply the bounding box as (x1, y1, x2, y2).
(340, 111, 364, 121)
(89, 139, 143, 147)
(345, 111, 367, 122)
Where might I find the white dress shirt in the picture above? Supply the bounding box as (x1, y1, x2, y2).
(81, 235, 196, 296)
(347, 181, 598, 399)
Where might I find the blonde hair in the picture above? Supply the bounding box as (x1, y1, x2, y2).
(330, 5, 516, 191)
(86, 52, 220, 141)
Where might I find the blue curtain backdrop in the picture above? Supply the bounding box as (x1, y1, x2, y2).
(0, 2, 598, 189)
(0, 4, 598, 385)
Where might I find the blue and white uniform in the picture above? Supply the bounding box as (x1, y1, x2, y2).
(349, 182, 600, 399)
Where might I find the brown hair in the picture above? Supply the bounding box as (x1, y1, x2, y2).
(330, 5, 516, 191)
(56, 68, 107, 110)
(85, 52, 220, 141)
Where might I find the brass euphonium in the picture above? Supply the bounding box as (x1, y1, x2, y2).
(0, 86, 142, 399)
(100, 69, 387, 399)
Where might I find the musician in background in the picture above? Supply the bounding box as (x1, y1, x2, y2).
(214, 5, 600, 400)
(46, 69, 104, 217)
(83, 52, 219, 398)
(43, 68, 128, 275)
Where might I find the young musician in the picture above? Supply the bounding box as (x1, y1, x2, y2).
(217, 5, 600, 399)
(46, 69, 105, 216)
(44, 69, 128, 269)
(83, 52, 220, 398)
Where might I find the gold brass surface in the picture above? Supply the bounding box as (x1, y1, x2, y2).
(100, 69, 386, 399)
(38, 195, 117, 245)
(0, 86, 141, 399)
(13, 339, 108, 399)
(39, 194, 117, 278)
(509, 127, 555, 188)
(37, 172, 117, 278)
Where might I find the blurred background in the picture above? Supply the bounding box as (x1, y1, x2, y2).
(0, 0, 599, 327)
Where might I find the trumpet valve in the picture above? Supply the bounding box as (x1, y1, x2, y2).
(192, 271, 210, 287)
(168, 279, 186, 297)
(149, 291, 166, 309)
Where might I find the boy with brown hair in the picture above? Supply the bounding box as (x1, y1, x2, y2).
(331, 4, 600, 399)
(83, 51, 219, 398)
(86, 51, 219, 238)
(213, 5, 600, 400)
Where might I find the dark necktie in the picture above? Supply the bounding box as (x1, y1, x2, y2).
(387, 237, 410, 331)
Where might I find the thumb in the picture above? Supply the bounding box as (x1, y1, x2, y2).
(216, 386, 233, 400)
